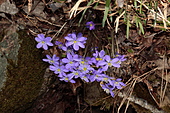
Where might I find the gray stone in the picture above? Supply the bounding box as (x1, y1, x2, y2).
(0, 25, 47, 112)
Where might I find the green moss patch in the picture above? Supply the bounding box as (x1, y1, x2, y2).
(0, 30, 47, 112)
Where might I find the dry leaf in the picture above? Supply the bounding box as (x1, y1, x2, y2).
(28, 0, 32, 13)
(116, 0, 124, 8)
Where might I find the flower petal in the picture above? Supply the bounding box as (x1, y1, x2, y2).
(73, 44, 79, 51)
(99, 50, 105, 57)
(43, 44, 48, 50)
(66, 41, 73, 47)
(62, 58, 69, 63)
(77, 37, 87, 41)
(35, 37, 42, 42)
(36, 43, 42, 48)
(45, 37, 52, 41)
(65, 36, 74, 41)
(37, 34, 45, 39)
(46, 42, 53, 46)
(77, 42, 85, 48)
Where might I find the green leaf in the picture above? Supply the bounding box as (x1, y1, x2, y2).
(127, 49, 134, 53)
(102, 0, 111, 27)
(139, 0, 142, 14)
(135, 16, 139, 28)
(78, 0, 93, 25)
(138, 21, 144, 34)
(126, 16, 131, 39)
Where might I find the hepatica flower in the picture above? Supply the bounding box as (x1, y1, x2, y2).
(62, 53, 80, 69)
(43, 54, 59, 65)
(86, 21, 95, 30)
(90, 69, 105, 82)
(65, 32, 87, 51)
(55, 41, 67, 51)
(113, 78, 126, 89)
(91, 50, 106, 67)
(100, 83, 115, 97)
(35, 32, 127, 98)
(101, 55, 120, 70)
(49, 64, 69, 77)
(59, 73, 75, 83)
(35, 34, 53, 50)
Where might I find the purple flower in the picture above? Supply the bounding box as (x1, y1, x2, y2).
(100, 83, 115, 97)
(80, 74, 90, 82)
(55, 41, 67, 51)
(62, 53, 80, 69)
(101, 75, 115, 86)
(86, 21, 95, 30)
(35, 34, 53, 50)
(65, 32, 87, 51)
(78, 64, 94, 74)
(49, 64, 68, 77)
(42, 54, 59, 65)
(110, 54, 126, 68)
(112, 78, 126, 89)
(90, 69, 105, 82)
(100, 55, 120, 70)
(59, 73, 75, 83)
(91, 50, 106, 67)
(116, 54, 126, 63)
(68, 70, 82, 79)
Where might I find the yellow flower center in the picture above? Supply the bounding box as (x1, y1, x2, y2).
(73, 41, 77, 43)
(90, 24, 93, 27)
(95, 75, 99, 77)
(74, 72, 78, 75)
(57, 69, 61, 72)
(65, 78, 69, 80)
(81, 61, 85, 64)
(83, 67, 87, 71)
(116, 61, 121, 64)
(103, 78, 108, 81)
(41, 41, 45, 44)
(50, 60, 54, 63)
(96, 58, 102, 61)
(115, 82, 119, 84)
(108, 62, 112, 66)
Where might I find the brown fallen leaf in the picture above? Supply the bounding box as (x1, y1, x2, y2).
(116, 0, 124, 8)
(28, 0, 32, 13)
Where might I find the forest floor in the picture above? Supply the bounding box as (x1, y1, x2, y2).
(0, 0, 170, 113)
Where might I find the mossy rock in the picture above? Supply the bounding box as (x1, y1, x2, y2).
(0, 29, 47, 113)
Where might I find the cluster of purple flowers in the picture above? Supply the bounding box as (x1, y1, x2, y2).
(35, 31, 126, 97)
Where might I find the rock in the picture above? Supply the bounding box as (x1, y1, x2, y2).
(0, 0, 18, 15)
(0, 24, 47, 112)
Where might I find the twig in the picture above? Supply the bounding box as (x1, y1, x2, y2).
(118, 92, 166, 113)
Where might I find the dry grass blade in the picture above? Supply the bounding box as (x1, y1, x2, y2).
(52, 22, 67, 39)
(136, 0, 170, 27)
(114, 11, 125, 33)
(117, 79, 137, 113)
(69, 0, 86, 19)
(157, 7, 167, 29)
(159, 55, 168, 108)
(28, 0, 32, 13)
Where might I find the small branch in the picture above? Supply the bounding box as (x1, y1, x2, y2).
(118, 92, 166, 113)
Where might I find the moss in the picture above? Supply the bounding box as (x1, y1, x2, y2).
(0, 30, 47, 112)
